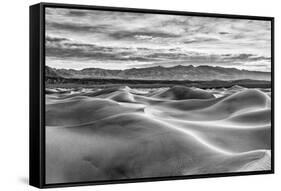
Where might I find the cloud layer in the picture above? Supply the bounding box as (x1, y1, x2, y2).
(46, 7, 271, 71)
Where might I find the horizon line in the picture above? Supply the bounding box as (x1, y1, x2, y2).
(46, 64, 271, 73)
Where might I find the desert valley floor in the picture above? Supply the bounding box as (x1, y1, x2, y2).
(45, 85, 271, 184)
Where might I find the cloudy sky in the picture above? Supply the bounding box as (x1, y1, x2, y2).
(45, 7, 271, 71)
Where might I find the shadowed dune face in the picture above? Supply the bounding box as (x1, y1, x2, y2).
(45, 85, 271, 184)
(152, 86, 215, 100)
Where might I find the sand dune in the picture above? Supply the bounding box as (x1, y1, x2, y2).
(45, 85, 271, 184)
(153, 86, 215, 100)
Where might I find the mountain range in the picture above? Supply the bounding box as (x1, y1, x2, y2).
(45, 65, 270, 81)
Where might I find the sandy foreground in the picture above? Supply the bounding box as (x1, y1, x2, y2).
(45, 85, 271, 184)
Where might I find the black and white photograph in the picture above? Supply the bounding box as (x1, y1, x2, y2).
(44, 7, 272, 184)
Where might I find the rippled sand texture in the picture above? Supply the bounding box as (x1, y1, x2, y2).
(45, 86, 271, 184)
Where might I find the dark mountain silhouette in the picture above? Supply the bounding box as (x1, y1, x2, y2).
(45, 65, 270, 81)
(45, 65, 61, 78)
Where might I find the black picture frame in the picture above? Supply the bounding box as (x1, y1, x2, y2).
(30, 2, 275, 188)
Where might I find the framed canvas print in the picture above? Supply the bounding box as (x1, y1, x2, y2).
(29, 2, 274, 188)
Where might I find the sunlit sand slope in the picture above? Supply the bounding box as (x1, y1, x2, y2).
(45, 86, 271, 184)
